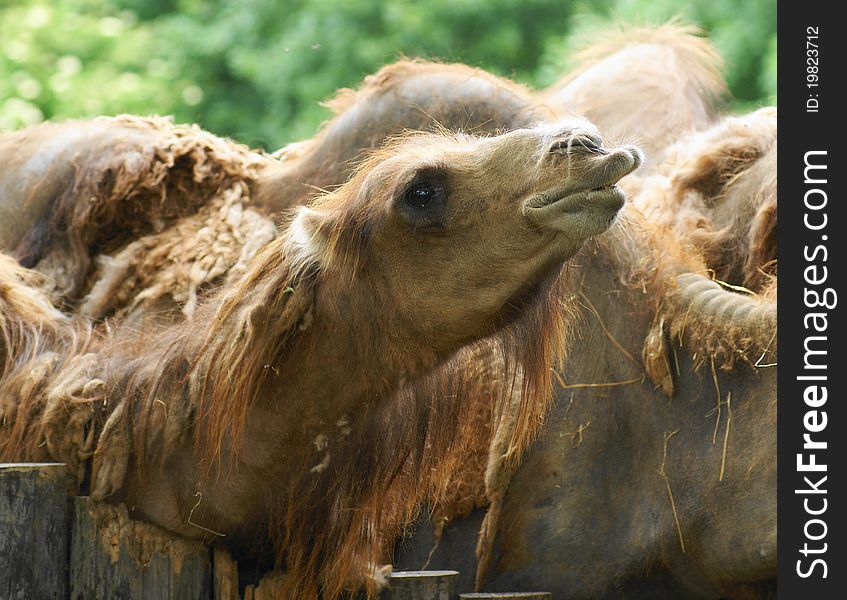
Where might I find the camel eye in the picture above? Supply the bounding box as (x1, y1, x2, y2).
(397, 175, 447, 229)
(405, 182, 442, 209)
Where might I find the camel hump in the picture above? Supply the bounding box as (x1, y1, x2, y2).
(542, 21, 727, 163)
(0, 116, 269, 302)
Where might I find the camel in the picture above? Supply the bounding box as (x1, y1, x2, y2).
(0, 23, 776, 596)
(392, 115, 778, 597)
(0, 119, 642, 598)
(394, 208, 777, 598)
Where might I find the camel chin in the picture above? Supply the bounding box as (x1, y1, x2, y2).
(524, 185, 626, 236)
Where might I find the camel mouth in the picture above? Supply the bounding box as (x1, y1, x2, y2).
(524, 184, 624, 211)
(521, 144, 640, 235)
(522, 185, 626, 235)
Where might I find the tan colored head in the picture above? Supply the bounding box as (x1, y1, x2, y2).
(255, 59, 556, 215)
(288, 117, 641, 349)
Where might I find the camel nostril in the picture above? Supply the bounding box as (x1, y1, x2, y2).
(549, 136, 605, 155)
(548, 139, 569, 153)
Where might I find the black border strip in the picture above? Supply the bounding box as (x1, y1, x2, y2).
(777, 2, 845, 596)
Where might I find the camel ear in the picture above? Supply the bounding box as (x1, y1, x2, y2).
(290, 205, 334, 267)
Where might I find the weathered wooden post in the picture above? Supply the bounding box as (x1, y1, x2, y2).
(212, 548, 240, 600)
(70, 496, 213, 599)
(380, 570, 460, 600)
(0, 463, 70, 600)
(459, 593, 552, 600)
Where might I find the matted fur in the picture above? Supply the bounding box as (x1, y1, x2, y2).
(634, 108, 777, 291)
(80, 180, 276, 321)
(6, 115, 269, 305)
(0, 255, 99, 483)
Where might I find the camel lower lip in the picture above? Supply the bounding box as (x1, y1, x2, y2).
(522, 185, 625, 235)
(526, 185, 625, 212)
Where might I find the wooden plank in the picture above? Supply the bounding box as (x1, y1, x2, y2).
(70, 496, 213, 599)
(0, 462, 70, 600)
(241, 570, 288, 600)
(212, 548, 240, 600)
(380, 570, 459, 600)
(459, 594, 552, 600)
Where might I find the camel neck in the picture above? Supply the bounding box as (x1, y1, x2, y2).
(259, 272, 439, 425)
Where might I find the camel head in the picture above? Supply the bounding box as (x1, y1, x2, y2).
(288, 117, 642, 349)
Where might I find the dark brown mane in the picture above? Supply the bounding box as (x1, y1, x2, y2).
(120, 235, 318, 475)
(0, 254, 97, 481)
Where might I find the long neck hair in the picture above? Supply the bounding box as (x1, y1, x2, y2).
(3, 179, 574, 599)
(0, 254, 97, 479)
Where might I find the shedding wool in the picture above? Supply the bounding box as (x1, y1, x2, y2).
(10, 115, 275, 314)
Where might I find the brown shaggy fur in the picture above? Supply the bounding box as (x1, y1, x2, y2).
(2, 115, 272, 307)
(0, 255, 98, 483)
(1, 121, 634, 598)
(542, 22, 726, 163)
(633, 108, 777, 291)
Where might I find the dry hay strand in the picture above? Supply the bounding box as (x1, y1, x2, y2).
(643, 315, 674, 396)
(719, 391, 733, 482)
(552, 368, 644, 390)
(710, 356, 722, 444)
(578, 291, 640, 367)
(659, 429, 686, 554)
(568, 421, 592, 448)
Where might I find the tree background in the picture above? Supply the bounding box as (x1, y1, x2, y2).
(1, 0, 776, 149)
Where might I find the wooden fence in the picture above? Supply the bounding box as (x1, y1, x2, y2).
(1, 463, 549, 600)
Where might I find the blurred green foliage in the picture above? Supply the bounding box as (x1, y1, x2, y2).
(1, 0, 776, 148)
